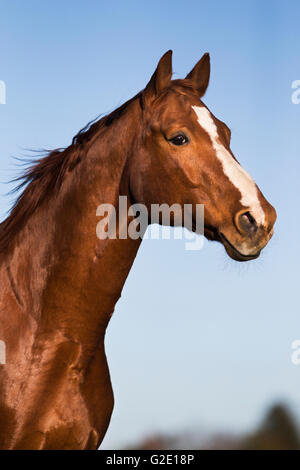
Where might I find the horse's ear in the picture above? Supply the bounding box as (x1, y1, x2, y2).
(143, 50, 173, 106)
(186, 53, 210, 97)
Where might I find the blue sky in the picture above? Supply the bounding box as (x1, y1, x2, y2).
(0, 0, 299, 448)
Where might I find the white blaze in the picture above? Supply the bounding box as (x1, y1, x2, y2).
(192, 105, 265, 226)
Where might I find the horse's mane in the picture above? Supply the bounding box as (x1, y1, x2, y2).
(0, 93, 141, 253)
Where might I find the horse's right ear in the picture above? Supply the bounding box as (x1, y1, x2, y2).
(142, 50, 173, 107)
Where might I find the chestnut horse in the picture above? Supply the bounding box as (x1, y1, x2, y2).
(0, 51, 276, 449)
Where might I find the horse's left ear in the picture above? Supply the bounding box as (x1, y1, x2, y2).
(143, 50, 173, 107)
(186, 53, 210, 97)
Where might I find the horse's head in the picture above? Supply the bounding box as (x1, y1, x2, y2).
(130, 51, 276, 261)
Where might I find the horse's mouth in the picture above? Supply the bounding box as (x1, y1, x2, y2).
(200, 224, 260, 262)
(219, 233, 261, 262)
(193, 223, 261, 262)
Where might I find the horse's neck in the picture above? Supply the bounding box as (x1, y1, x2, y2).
(3, 102, 141, 346)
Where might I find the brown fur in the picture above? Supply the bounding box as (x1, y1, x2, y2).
(0, 51, 276, 449)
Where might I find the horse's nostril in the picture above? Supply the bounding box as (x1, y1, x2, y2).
(236, 210, 258, 235)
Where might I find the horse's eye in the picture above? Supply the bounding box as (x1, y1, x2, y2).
(168, 134, 189, 146)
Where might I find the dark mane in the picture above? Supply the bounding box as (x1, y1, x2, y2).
(0, 92, 141, 253)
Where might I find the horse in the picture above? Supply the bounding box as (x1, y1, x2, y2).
(0, 50, 276, 449)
